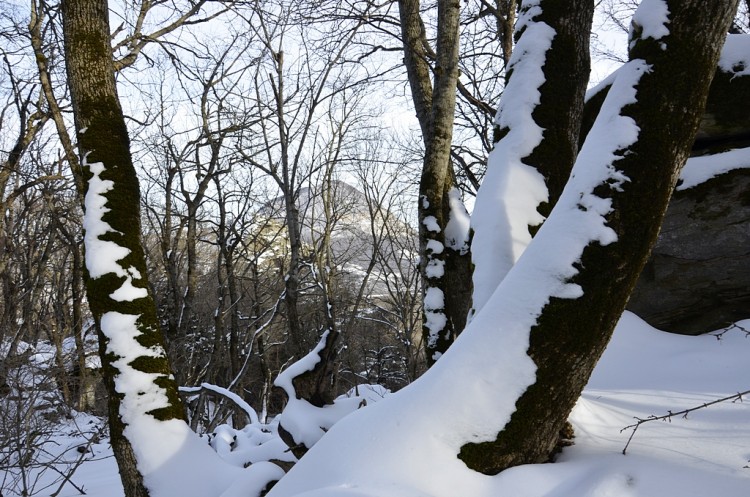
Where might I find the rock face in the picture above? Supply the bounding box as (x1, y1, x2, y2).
(628, 168, 750, 334)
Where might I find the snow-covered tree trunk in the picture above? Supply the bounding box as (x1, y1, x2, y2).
(459, 0, 739, 474)
(265, 2, 739, 496)
(60, 1, 236, 496)
(398, 0, 473, 363)
(470, 0, 594, 315)
(584, 34, 750, 334)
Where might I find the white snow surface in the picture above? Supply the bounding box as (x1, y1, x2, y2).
(425, 239, 444, 254)
(678, 146, 750, 190)
(83, 160, 147, 301)
(21, 313, 750, 497)
(424, 308, 447, 348)
(101, 312, 170, 417)
(469, 6, 553, 315)
(421, 215, 440, 232)
(444, 187, 470, 252)
(424, 257, 445, 278)
(629, 0, 670, 50)
(423, 282, 447, 352)
(423, 286, 444, 310)
(718, 34, 750, 77)
(267, 316, 750, 497)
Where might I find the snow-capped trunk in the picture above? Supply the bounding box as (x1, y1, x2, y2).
(459, 0, 739, 474)
(61, 1, 242, 496)
(266, 1, 738, 495)
(62, 3, 175, 495)
(585, 35, 750, 334)
(398, 0, 473, 363)
(470, 0, 593, 316)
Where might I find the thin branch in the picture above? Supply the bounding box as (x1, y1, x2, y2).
(621, 389, 750, 455)
(710, 322, 750, 340)
(179, 382, 260, 425)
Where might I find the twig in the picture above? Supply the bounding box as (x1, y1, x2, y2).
(48, 445, 89, 496)
(621, 389, 750, 454)
(710, 322, 750, 340)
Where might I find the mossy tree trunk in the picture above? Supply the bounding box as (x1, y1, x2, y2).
(398, 0, 473, 364)
(459, 0, 738, 474)
(470, 0, 594, 316)
(61, 0, 186, 495)
(517, 0, 593, 220)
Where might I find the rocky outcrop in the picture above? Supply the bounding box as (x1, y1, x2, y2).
(628, 168, 750, 334)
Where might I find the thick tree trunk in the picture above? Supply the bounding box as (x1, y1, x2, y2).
(459, 0, 738, 474)
(61, 0, 186, 495)
(520, 0, 593, 219)
(584, 39, 750, 334)
(470, 0, 594, 315)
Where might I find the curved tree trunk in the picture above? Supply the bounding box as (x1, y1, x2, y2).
(61, 0, 186, 495)
(584, 37, 750, 334)
(459, 0, 738, 474)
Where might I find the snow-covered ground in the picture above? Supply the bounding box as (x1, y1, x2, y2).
(9, 312, 748, 497)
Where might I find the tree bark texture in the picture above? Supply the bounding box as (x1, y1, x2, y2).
(399, 0, 473, 363)
(469, 0, 594, 319)
(515, 0, 593, 225)
(459, 0, 738, 474)
(583, 46, 750, 334)
(61, 0, 186, 495)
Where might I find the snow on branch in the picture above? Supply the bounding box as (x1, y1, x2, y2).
(678, 147, 750, 190)
(179, 383, 260, 425)
(274, 332, 363, 456)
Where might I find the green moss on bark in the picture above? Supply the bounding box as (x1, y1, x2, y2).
(62, 0, 188, 494)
